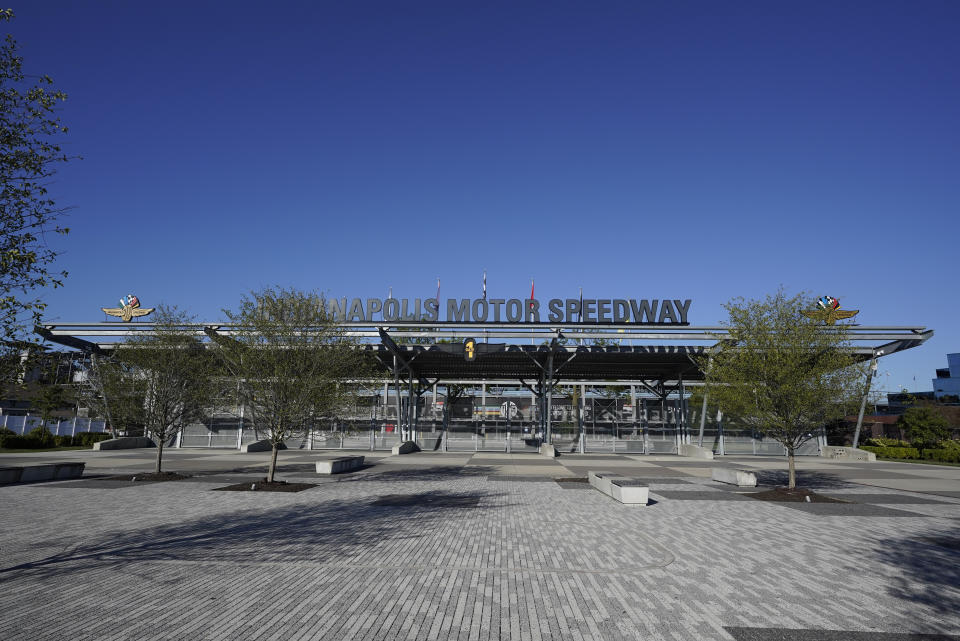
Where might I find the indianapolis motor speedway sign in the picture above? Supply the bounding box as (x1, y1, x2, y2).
(320, 297, 692, 324)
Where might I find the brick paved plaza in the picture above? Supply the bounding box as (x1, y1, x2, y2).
(1, 449, 959, 640)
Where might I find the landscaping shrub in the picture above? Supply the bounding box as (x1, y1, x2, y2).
(28, 426, 54, 447)
(863, 437, 909, 448)
(922, 449, 960, 463)
(0, 433, 40, 448)
(0, 427, 17, 447)
(75, 431, 112, 446)
(860, 445, 920, 459)
(0, 429, 111, 449)
(939, 440, 960, 453)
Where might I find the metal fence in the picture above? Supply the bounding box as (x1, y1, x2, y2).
(0, 415, 107, 436)
(166, 393, 827, 457)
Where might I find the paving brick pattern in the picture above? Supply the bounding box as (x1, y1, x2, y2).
(1, 451, 959, 640)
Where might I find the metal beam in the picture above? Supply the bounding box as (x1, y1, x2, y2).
(377, 328, 432, 390)
(34, 326, 103, 354)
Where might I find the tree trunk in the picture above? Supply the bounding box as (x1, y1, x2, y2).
(267, 442, 280, 483)
(787, 447, 796, 489)
(155, 440, 164, 474)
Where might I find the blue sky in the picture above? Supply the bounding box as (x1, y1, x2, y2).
(10, 1, 959, 395)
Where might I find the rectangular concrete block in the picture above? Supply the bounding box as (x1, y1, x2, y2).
(53, 462, 85, 480)
(712, 467, 757, 487)
(821, 446, 876, 462)
(20, 465, 57, 482)
(590, 471, 649, 505)
(315, 456, 364, 474)
(0, 467, 23, 484)
(93, 437, 156, 450)
(241, 439, 286, 453)
(588, 470, 616, 495)
(678, 443, 715, 460)
(392, 441, 421, 455)
(610, 479, 649, 505)
(539, 443, 559, 458)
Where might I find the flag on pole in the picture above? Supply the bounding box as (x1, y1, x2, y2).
(436, 278, 440, 303)
(530, 279, 535, 309)
(388, 286, 393, 299)
(482, 271, 487, 300)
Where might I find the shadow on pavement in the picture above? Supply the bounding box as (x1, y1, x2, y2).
(753, 469, 856, 490)
(874, 531, 960, 619)
(0, 487, 507, 581)
(340, 464, 494, 483)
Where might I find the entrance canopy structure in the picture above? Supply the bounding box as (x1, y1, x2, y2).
(37, 320, 933, 448)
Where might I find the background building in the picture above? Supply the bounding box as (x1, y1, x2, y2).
(933, 353, 960, 401)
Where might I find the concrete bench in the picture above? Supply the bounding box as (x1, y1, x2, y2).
(820, 446, 876, 462)
(241, 439, 287, 453)
(1, 462, 85, 484)
(315, 455, 364, 474)
(392, 441, 420, 455)
(20, 464, 58, 482)
(678, 443, 714, 460)
(711, 467, 757, 487)
(588, 471, 649, 506)
(539, 443, 559, 458)
(93, 437, 155, 450)
(0, 467, 24, 484)
(53, 462, 85, 480)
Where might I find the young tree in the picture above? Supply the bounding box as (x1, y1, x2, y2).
(113, 305, 213, 474)
(703, 290, 865, 489)
(31, 359, 70, 428)
(213, 288, 370, 483)
(0, 10, 72, 349)
(898, 406, 948, 455)
(82, 352, 145, 438)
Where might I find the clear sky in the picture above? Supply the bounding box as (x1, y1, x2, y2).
(10, 1, 959, 396)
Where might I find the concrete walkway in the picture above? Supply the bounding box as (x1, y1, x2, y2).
(1, 449, 959, 640)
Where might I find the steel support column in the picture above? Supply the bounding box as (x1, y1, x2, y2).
(545, 345, 555, 445)
(853, 357, 878, 449)
(679, 373, 686, 445)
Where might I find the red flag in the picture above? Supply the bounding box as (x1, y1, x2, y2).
(530, 279, 535, 309)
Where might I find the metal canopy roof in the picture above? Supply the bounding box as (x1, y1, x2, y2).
(369, 342, 705, 384)
(34, 321, 934, 388)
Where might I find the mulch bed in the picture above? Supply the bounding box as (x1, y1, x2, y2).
(746, 487, 848, 503)
(103, 472, 190, 482)
(213, 480, 317, 492)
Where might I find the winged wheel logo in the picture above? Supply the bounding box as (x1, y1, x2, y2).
(801, 296, 859, 325)
(102, 294, 155, 322)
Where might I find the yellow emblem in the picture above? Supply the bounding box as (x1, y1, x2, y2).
(464, 338, 476, 361)
(801, 296, 859, 325)
(102, 294, 155, 322)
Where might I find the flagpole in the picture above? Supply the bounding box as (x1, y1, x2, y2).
(530, 277, 535, 346)
(482, 271, 487, 343)
(578, 287, 583, 346)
